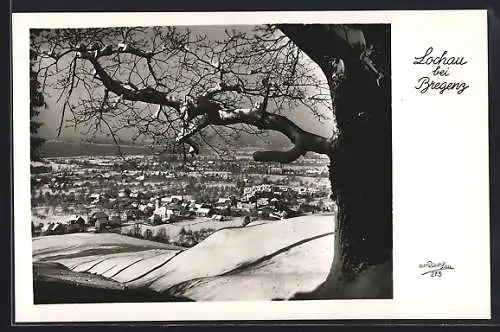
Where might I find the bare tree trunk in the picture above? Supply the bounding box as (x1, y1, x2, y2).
(279, 24, 392, 299)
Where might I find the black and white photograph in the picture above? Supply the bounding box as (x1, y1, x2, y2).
(14, 9, 491, 322)
(28, 22, 392, 304)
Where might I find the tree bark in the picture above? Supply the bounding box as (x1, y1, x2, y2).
(279, 24, 393, 299)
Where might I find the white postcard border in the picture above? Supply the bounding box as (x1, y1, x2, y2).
(12, 10, 490, 322)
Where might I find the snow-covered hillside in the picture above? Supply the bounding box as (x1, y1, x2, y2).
(33, 214, 335, 301)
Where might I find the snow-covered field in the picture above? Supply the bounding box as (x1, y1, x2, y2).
(168, 235, 334, 301)
(32, 233, 179, 261)
(33, 214, 335, 301)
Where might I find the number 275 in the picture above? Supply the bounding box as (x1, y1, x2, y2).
(431, 271, 442, 277)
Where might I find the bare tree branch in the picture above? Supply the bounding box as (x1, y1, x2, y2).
(31, 26, 333, 163)
(57, 56, 77, 136)
(176, 80, 335, 162)
(76, 48, 181, 109)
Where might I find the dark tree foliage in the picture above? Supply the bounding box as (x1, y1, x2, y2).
(30, 30, 47, 161)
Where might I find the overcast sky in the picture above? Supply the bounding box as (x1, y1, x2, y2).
(34, 25, 334, 144)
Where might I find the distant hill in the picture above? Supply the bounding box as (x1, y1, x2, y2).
(38, 133, 293, 158)
(39, 140, 153, 158)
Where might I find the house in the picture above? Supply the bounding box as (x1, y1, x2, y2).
(160, 196, 173, 204)
(94, 214, 119, 231)
(66, 216, 86, 233)
(257, 197, 270, 207)
(48, 215, 86, 233)
(181, 201, 192, 211)
(129, 191, 141, 199)
(40, 222, 66, 235)
(217, 198, 232, 205)
(89, 211, 109, 226)
(268, 166, 283, 174)
(121, 210, 138, 222)
(161, 195, 194, 204)
(150, 206, 175, 223)
(50, 223, 66, 235)
(193, 203, 207, 210)
(236, 201, 254, 211)
(243, 187, 253, 196)
(164, 204, 183, 216)
(40, 223, 53, 235)
(89, 193, 101, 202)
(269, 210, 290, 220)
(270, 197, 284, 208)
(171, 204, 192, 218)
(196, 207, 212, 217)
(171, 195, 185, 203)
(211, 214, 225, 222)
(215, 203, 230, 210)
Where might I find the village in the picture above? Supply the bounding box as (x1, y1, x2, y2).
(31, 149, 334, 247)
